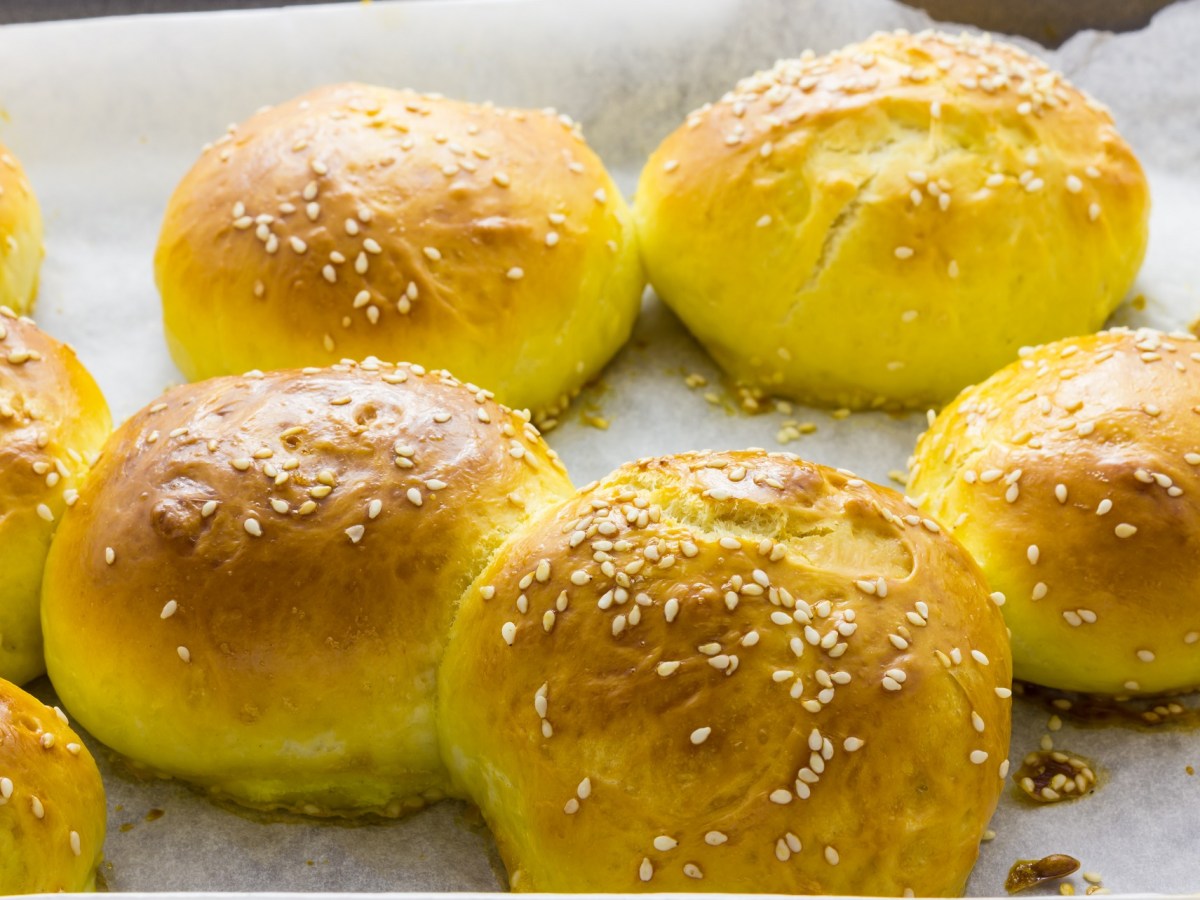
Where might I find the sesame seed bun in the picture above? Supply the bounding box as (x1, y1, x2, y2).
(41, 361, 573, 816)
(155, 83, 644, 418)
(634, 30, 1150, 410)
(910, 328, 1200, 695)
(0, 309, 110, 685)
(438, 450, 1011, 894)
(0, 678, 105, 894)
(0, 145, 43, 315)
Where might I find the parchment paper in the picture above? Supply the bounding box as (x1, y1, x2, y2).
(2, 0, 1200, 893)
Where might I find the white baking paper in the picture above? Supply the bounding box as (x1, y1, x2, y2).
(3, 0, 1200, 894)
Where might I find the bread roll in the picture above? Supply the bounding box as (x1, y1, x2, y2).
(0, 677, 106, 894)
(439, 450, 1010, 894)
(0, 309, 110, 685)
(910, 327, 1200, 694)
(635, 30, 1149, 410)
(155, 83, 644, 417)
(0, 145, 43, 314)
(42, 360, 573, 815)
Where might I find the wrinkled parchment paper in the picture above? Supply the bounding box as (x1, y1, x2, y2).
(3, 0, 1200, 893)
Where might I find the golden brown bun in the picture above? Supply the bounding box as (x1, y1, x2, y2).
(910, 327, 1200, 695)
(0, 146, 44, 315)
(42, 360, 573, 815)
(155, 83, 644, 416)
(439, 450, 1011, 895)
(0, 309, 111, 685)
(0, 677, 106, 894)
(635, 30, 1149, 410)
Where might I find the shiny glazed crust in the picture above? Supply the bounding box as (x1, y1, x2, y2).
(0, 146, 43, 315)
(155, 83, 644, 416)
(0, 309, 111, 685)
(635, 30, 1149, 410)
(910, 328, 1200, 694)
(0, 678, 106, 894)
(42, 361, 573, 815)
(439, 450, 1011, 894)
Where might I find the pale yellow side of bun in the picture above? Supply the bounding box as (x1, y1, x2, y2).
(635, 30, 1149, 410)
(155, 83, 644, 417)
(439, 450, 1010, 895)
(0, 310, 111, 685)
(0, 678, 106, 895)
(910, 328, 1200, 695)
(42, 361, 572, 816)
(0, 146, 44, 315)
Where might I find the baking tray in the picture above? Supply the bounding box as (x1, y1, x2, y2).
(4, 0, 1200, 894)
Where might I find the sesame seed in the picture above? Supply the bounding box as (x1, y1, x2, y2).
(423, 247, 442, 261)
(683, 864, 703, 880)
(1027, 544, 1040, 564)
(177, 646, 191, 663)
(345, 524, 365, 544)
(563, 798, 579, 815)
(1137, 649, 1156, 662)
(825, 846, 839, 866)
(690, 726, 712, 745)
(1097, 499, 1113, 515)
(161, 600, 178, 619)
(244, 518, 263, 537)
(36, 503, 53, 522)
(368, 499, 383, 519)
(894, 246, 914, 260)
(653, 836, 677, 852)
(507, 267, 525, 280)
(105, 547, 115, 565)
(769, 789, 792, 804)
(971, 650, 990, 665)
(1066, 175, 1083, 193)
(69, 831, 82, 856)
(705, 831, 727, 846)
(1115, 523, 1138, 538)
(501, 622, 516, 645)
(1089, 202, 1101, 221)
(407, 488, 424, 506)
(970, 750, 989, 764)
(639, 859, 653, 882)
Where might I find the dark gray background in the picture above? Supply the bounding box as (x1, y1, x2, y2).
(0, 0, 1181, 45)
